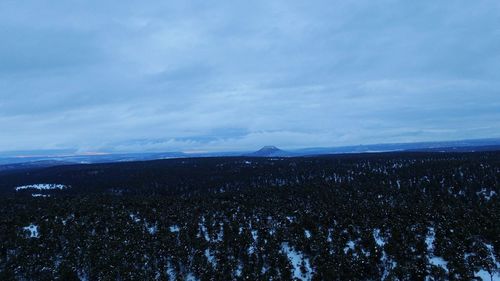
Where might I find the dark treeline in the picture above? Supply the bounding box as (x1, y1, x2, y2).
(0, 152, 499, 280)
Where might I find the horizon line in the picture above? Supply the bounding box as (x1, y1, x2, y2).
(1, 136, 499, 158)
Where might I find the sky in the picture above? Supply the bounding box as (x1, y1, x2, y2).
(1, 0, 499, 153)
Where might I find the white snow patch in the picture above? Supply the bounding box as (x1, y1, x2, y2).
(166, 260, 176, 281)
(425, 227, 435, 252)
(377, 228, 394, 279)
(248, 229, 258, 255)
(198, 216, 210, 242)
(251, 230, 258, 241)
(261, 263, 270, 274)
(146, 223, 157, 235)
(344, 240, 356, 254)
(485, 243, 499, 267)
(281, 243, 313, 281)
(327, 228, 333, 243)
(23, 224, 39, 238)
(205, 248, 217, 268)
(235, 262, 243, 277)
(216, 223, 224, 242)
(185, 272, 199, 281)
(476, 188, 498, 201)
(248, 245, 256, 255)
(426, 227, 448, 272)
(16, 184, 68, 191)
(382, 260, 397, 280)
(31, 193, 50, 197)
(269, 228, 276, 236)
(429, 257, 448, 272)
(373, 229, 385, 247)
(475, 269, 500, 281)
(304, 230, 311, 239)
(169, 225, 180, 233)
(129, 213, 141, 223)
(474, 243, 500, 280)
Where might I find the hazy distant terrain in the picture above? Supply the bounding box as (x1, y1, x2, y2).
(1, 138, 499, 171)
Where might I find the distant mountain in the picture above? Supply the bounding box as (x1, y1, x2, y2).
(245, 146, 291, 157)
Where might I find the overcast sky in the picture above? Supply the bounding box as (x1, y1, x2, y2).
(1, 1, 499, 153)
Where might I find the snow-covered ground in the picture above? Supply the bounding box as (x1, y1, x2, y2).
(146, 223, 157, 235)
(373, 228, 395, 280)
(23, 224, 39, 238)
(343, 240, 356, 254)
(475, 269, 500, 281)
(327, 228, 333, 243)
(425, 227, 449, 272)
(475, 243, 500, 281)
(31, 193, 50, 197)
(251, 229, 258, 241)
(15, 184, 68, 191)
(476, 188, 498, 201)
(373, 229, 385, 247)
(281, 242, 313, 281)
(129, 213, 141, 223)
(185, 272, 199, 281)
(166, 260, 176, 281)
(429, 256, 448, 271)
(248, 228, 258, 255)
(169, 225, 180, 233)
(425, 227, 436, 252)
(198, 216, 210, 241)
(234, 262, 243, 277)
(205, 248, 217, 268)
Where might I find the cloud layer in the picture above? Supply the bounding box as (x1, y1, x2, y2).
(1, 0, 499, 152)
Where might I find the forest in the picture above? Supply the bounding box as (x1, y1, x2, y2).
(0, 151, 499, 280)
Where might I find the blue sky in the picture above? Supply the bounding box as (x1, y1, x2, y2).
(1, 1, 499, 153)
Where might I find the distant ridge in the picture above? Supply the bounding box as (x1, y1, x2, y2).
(1, 138, 499, 170)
